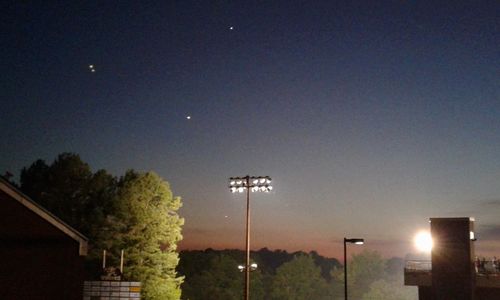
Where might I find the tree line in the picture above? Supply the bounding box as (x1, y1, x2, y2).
(178, 248, 417, 300)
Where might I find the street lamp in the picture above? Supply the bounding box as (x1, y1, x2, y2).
(229, 176, 272, 300)
(344, 238, 364, 300)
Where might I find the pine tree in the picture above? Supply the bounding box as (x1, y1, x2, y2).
(98, 170, 184, 300)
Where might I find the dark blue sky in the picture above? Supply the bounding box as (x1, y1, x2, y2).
(1, 0, 499, 258)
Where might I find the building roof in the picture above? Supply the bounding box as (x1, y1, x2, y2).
(0, 177, 88, 256)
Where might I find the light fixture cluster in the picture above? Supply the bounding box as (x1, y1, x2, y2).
(229, 176, 272, 193)
(238, 263, 258, 272)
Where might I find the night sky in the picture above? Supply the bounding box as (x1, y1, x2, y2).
(1, 1, 499, 259)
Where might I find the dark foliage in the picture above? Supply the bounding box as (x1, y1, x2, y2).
(178, 248, 341, 299)
(179, 248, 340, 282)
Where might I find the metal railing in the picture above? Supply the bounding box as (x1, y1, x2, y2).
(405, 260, 500, 275)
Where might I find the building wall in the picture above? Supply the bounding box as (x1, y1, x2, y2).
(476, 288, 500, 300)
(430, 218, 475, 300)
(0, 190, 85, 300)
(418, 286, 432, 300)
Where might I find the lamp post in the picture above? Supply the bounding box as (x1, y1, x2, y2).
(344, 238, 364, 300)
(229, 176, 272, 300)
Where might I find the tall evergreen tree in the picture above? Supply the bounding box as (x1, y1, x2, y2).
(98, 171, 184, 300)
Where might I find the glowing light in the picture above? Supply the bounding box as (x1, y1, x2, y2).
(345, 238, 364, 245)
(229, 176, 273, 193)
(186, 116, 191, 120)
(414, 231, 433, 252)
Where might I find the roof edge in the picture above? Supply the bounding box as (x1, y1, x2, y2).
(0, 178, 88, 256)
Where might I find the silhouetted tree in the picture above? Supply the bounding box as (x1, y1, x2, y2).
(20, 153, 114, 236)
(270, 254, 330, 300)
(309, 250, 341, 281)
(333, 249, 387, 299)
(182, 253, 264, 300)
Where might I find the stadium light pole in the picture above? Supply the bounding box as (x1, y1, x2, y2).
(229, 175, 272, 300)
(344, 238, 364, 300)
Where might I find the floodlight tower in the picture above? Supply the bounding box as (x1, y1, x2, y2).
(229, 176, 272, 300)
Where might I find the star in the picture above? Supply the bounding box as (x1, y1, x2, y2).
(186, 116, 191, 120)
(229, 26, 234, 30)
